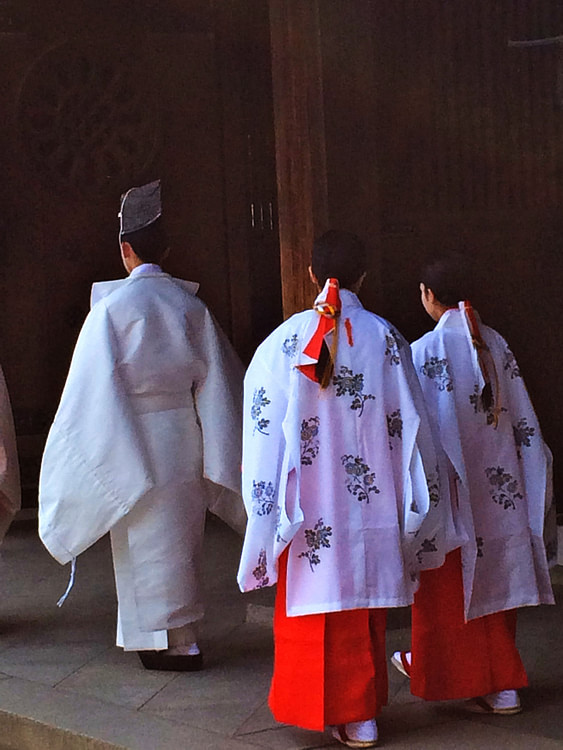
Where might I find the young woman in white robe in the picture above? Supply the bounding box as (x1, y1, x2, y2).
(238, 231, 450, 748)
(392, 255, 555, 715)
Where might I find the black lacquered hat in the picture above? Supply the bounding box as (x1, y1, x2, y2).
(119, 180, 162, 234)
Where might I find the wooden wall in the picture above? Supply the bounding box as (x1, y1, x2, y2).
(0, 0, 280, 505)
(373, 0, 563, 504)
(271, 0, 563, 505)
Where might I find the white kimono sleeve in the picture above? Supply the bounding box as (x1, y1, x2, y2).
(237, 355, 299, 592)
(192, 308, 246, 535)
(500, 342, 557, 565)
(390, 337, 448, 574)
(0, 366, 20, 543)
(39, 302, 155, 564)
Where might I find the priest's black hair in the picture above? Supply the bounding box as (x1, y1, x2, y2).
(120, 217, 169, 265)
(420, 253, 475, 306)
(312, 230, 366, 290)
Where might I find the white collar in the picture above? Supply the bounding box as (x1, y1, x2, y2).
(435, 306, 483, 331)
(339, 288, 364, 310)
(90, 272, 199, 307)
(129, 263, 163, 277)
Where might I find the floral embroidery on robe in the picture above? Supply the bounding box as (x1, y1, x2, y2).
(252, 480, 275, 516)
(387, 408, 403, 449)
(503, 348, 521, 379)
(332, 366, 375, 416)
(384, 329, 403, 365)
(252, 549, 269, 587)
(416, 536, 438, 564)
(512, 417, 535, 458)
(426, 468, 440, 507)
(251, 387, 271, 435)
(485, 467, 523, 511)
(420, 356, 453, 392)
(298, 518, 333, 571)
(341, 454, 380, 502)
(301, 417, 320, 465)
(282, 334, 299, 357)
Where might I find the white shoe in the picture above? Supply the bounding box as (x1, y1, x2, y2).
(330, 719, 378, 748)
(466, 689, 521, 715)
(391, 650, 411, 678)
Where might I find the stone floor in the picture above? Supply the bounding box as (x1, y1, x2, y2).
(0, 517, 562, 749)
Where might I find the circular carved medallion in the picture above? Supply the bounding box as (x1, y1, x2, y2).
(18, 42, 159, 193)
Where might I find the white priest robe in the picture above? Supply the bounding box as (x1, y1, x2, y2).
(238, 289, 453, 616)
(39, 266, 245, 650)
(0, 364, 20, 544)
(411, 308, 555, 621)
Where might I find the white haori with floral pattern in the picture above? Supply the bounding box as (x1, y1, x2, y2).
(39, 267, 245, 649)
(411, 308, 555, 622)
(238, 289, 449, 616)
(0, 364, 20, 545)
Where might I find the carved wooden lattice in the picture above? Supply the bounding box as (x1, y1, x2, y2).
(17, 43, 159, 192)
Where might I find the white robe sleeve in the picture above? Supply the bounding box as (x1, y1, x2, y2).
(192, 308, 246, 535)
(237, 354, 300, 592)
(0, 366, 20, 543)
(389, 336, 449, 574)
(498, 340, 557, 565)
(39, 302, 155, 564)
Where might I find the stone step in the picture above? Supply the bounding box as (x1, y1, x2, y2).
(0, 710, 122, 750)
(0, 678, 257, 750)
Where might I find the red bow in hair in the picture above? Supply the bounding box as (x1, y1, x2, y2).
(297, 278, 341, 387)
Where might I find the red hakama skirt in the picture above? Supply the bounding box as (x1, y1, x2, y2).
(269, 550, 388, 731)
(411, 549, 528, 700)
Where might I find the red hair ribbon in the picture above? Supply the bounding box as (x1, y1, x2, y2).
(297, 278, 341, 386)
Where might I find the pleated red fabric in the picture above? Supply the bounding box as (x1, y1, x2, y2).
(411, 549, 528, 701)
(269, 550, 388, 731)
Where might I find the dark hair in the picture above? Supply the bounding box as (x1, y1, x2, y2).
(312, 230, 367, 290)
(120, 217, 169, 265)
(420, 253, 474, 306)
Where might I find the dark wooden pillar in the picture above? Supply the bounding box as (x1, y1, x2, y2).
(269, 0, 329, 317)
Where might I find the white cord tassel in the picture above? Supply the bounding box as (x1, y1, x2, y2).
(56, 557, 77, 607)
